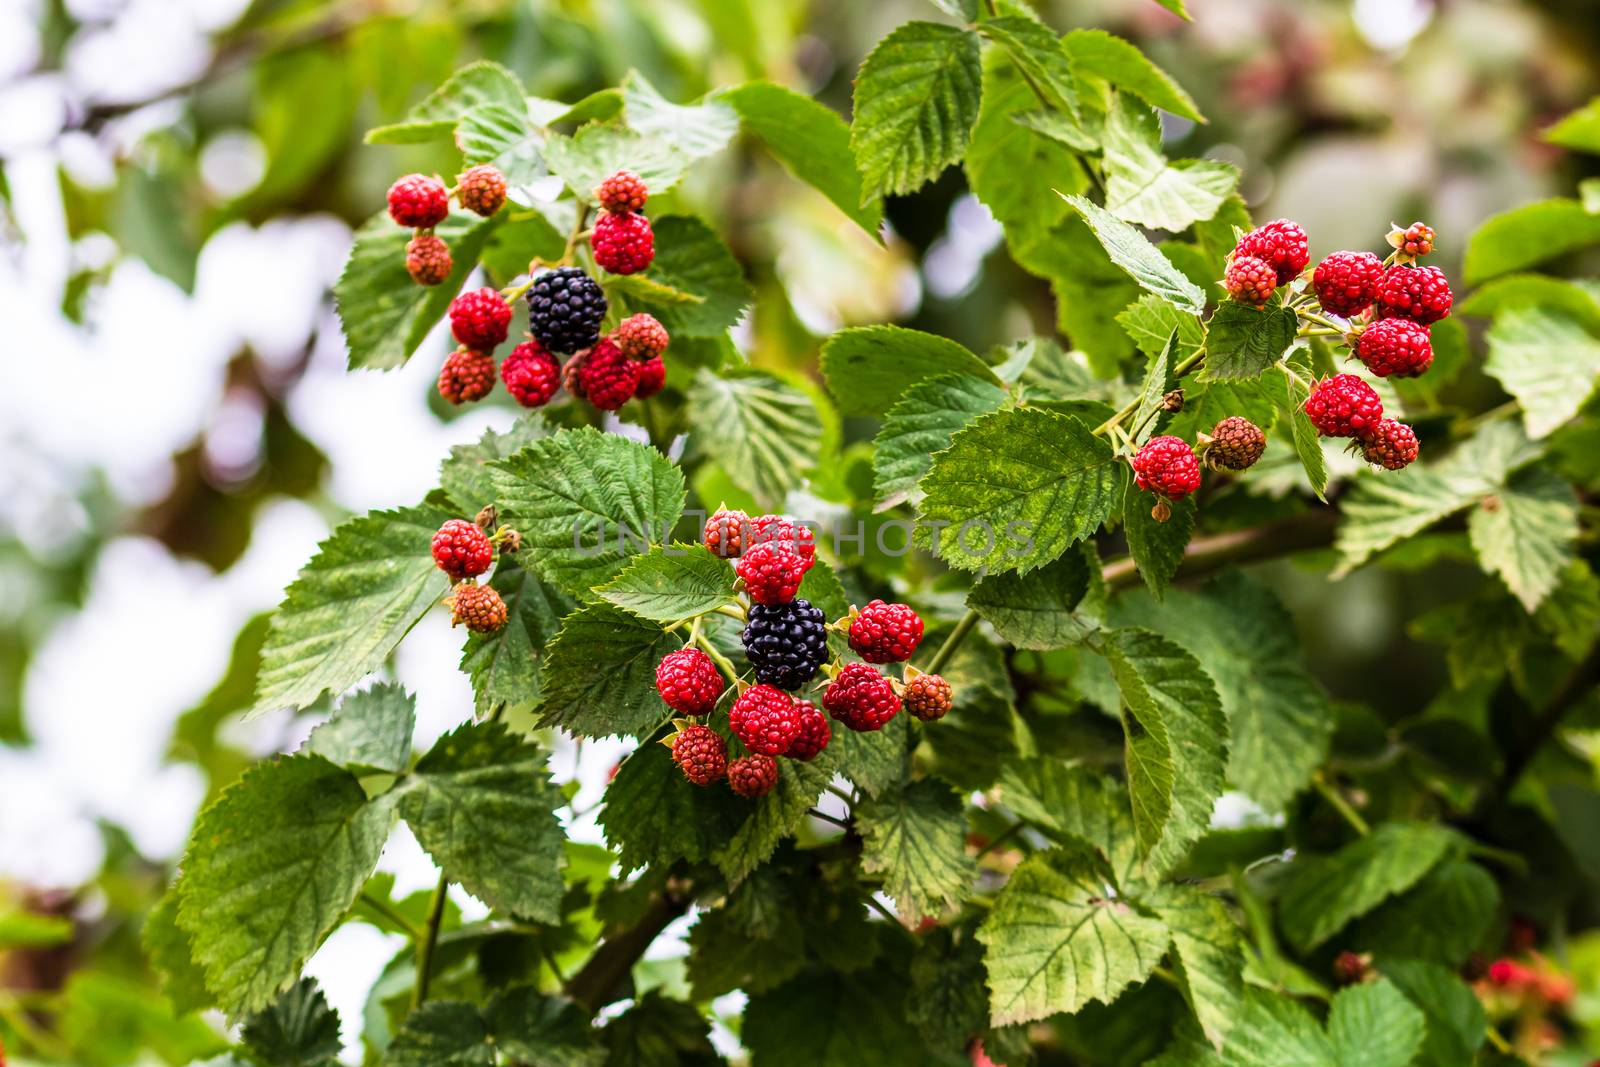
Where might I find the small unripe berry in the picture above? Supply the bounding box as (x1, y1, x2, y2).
(456, 164, 507, 216)
(387, 173, 448, 228)
(448, 582, 507, 633)
(1206, 417, 1266, 471)
(728, 753, 779, 798)
(729, 684, 801, 756)
(405, 234, 452, 286)
(437, 347, 496, 405)
(431, 518, 493, 579)
(904, 673, 953, 722)
(613, 312, 670, 361)
(1235, 219, 1310, 285)
(596, 169, 649, 214)
(1389, 221, 1436, 259)
(671, 724, 727, 786)
(1224, 255, 1276, 306)
(704, 509, 751, 558)
(1360, 419, 1419, 470)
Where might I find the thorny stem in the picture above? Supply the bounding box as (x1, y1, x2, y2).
(412, 873, 451, 1008)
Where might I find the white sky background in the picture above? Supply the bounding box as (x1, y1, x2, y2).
(0, 0, 1436, 1056)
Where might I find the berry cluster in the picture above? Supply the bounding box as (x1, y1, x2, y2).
(428, 516, 518, 635)
(655, 511, 952, 799)
(590, 169, 656, 275)
(386, 166, 508, 287)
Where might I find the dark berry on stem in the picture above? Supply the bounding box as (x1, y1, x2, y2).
(742, 599, 828, 690)
(527, 267, 608, 354)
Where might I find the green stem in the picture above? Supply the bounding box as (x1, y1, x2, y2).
(641, 397, 668, 453)
(926, 609, 979, 676)
(560, 202, 592, 266)
(412, 873, 450, 1008)
(1092, 347, 1207, 438)
(1311, 771, 1370, 836)
(863, 894, 915, 939)
(693, 631, 742, 685)
(1297, 308, 1349, 333)
(711, 603, 748, 623)
(808, 808, 851, 830)
(975, 820, 1028, 859)
(0, 995, 73, 1061)
(825, 783, 857, 807)
(358, 892, 423, 941)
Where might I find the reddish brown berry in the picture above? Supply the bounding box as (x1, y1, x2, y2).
(437, 347, 496, 405)
(1131, 436, 1202, 500)
(456, 164, 507, 216)
(1304, 374, 1383, 438)
(728, 753, 779, 798)
(1206, 417, 1266, 471)
(1224, 254, 1276, 306)
(1313, 250, 1383, 317)
(655, 648, 724, 715)
(671, 724, 727, 786)
(591, 211, 655, 275)
(735, 542, 807, 604)
(822, 663, 901, 732)
(1375, 265, 1452, 325)
(431, 518, 494, 580)
(614, 312, 670, 361)
(1235, 219, 1310, 285)
(576, 339, 639, 410)
(1333, 951, 1371, 986)
(448, 582, 507, 633)
(704, 509, 751, 559)
(448, 287, 512, 349)
(729, 684, 801, 756)
(904, 673, 953, 722)
(848, 600, 925, 664)
(1356, 318, 1433, 378)
(405, 234, 452, 286)
(501, 340, 561, 408)
(387, 173, 448, 228)
(1360, 419, 1419, 470)
(635, 356, 666, 399)
(787, 702, 831, 761)
(596, 169, 648, 214)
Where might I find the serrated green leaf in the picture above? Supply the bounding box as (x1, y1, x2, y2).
(537, 602, 684, 739)
(1102, 96, 1237, 231)
(968, 549, 1094, 649)
(1142, 883, 1245, 1051)
(1464, 198, 1600, 283)
(489, 427, 686, 598)
(858, 779, 975, 922)
(1200, 302, 1298, 381)
(252, 503, 452, 717)
(543, 123, 690, 200)
(821, 325, 997, 416)
(484, 988, 605, 1067)
(595, 544, 738, 624)
(1468, 466, 1578, 611)
(143, 887, 213, 1015)
(832, 713, 910, 799)
(335, 211, 503, 371)
(995, 760, 1141, 884)
(1545, 95, 1600, 153)
(1149, 986, 1332, 1067)
(1350, 860, 1498, 966)
(1063, 29, 1203, 123)
(1328, 979, 1427, 1067)
(908, 927, 989, 1052)
(1151, 0, 1192, 18)
(461, 561, 572, 722)
(241, 979, 342, 1067)
(455, 104, 545, 198)
(1279, 822, 1460, 952)
(1274, 354, 1329, 502)
(687, 369, 824, 508)
(1119, 294, 1205, 361)
(978, 847, 1171, 1024)
(623, 71, 739, 162)
(1060, 194, 1207, 312)
(304, 682, 415, 774)
(1379, 960, 1488, 1067)
(439, 416, 551, 517)
(398, 720, 564, 922)
(600, 728, 743, 873)
(687, 897, 807, 999)
(712, 750, 840, 884)
(176, 755, 398, 1016)
(1123, 480, 1195, 598)
(979, 17, 1081, 114)
(919, 407, 1119, 574)
(601, 992, 719, 1067)
(628, 215, 751, 337)
(385, 1002, 493, 1066)
(1100, 628, 1227, 877)
(720, 80, 883, 236)
(1484, 306, 1600, 439)
(743, 964, 928, 1067)
(365, 61, 525, 144)
(850, 22, 983, 202)
(872, 373, 1008, 510)
(1132, 329, 1180, 446)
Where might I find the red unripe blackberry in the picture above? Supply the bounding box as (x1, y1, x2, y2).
(1304, 374, 1384, 438)
(614, 312, 670, 360)
(671, 724, 727, 786)
(1313, 250, 1383, 317)
(822, 663, 901, 732)
(405, 234, 452, 286)
(655, 647, 723, 715)
(1394, 221, 1435, 258)
(787, 702, 831, 761)
(386, 173, 448, 228)
(1224, 255, 1276, 306)
(729, 684, 801, 756)
(1356, 318, 1433, 378)
(501, 340, 561, 408)
(437, 347, 496, 405)
(848, 600, 925, 664)
(1235, 219, 1310, 285)
(577, 339, 639, 411)
(448, 582, 507, 633)
(591, 211, 655, 275)
(1360, 419, 1419, 470)
(904, 673, 953, 722)
(635, 356, 666, 399)
(750, 515, 816, 562)
(1206, 417, 1266, 471)
(1333, 951, 1371, 986)
(1131, 436, 1202, 501)
(1375, 265, 1452, 325)
(432, 518, 494, 579)
(596, 169, 649, 215)
(728, 753, 779, 798)
(735, 542, 807, 604)
(449, 287, 512, 349)
(704, 509, 751, 559)
(456, 164, 507, 216)
(1488, 959, 1532, 988)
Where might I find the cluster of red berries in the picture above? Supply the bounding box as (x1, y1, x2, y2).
(655, 510, 954, 799)
(1127, 415, 1267, 521)
(387, 166, 509, 287)
(429, 517, 516, 634)
(1485, 957, 1575, 1007)
(589, 169, 656, 275)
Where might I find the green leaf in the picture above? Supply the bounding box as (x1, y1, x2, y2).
(398, 720, 565, 922)
(687, 896, 807, 999)
(821, 325, 998, 417)
(629, 215, 751, 337)
(968, 551, 1095, 650)
(489, 427, 686, 598)
(979, 17, 1081, 113)
(743, 965, 929, 1067)
(1131, 329, 1180, 446)
(1100, 628, 1227, 877)
(720, 81, 883, 236)
(304, 683, 414, 775)
(542, 123, 690, 200)
(460, 561, 573, 722)
(712, 751, 840, 884)
(252, 503, 452, 717)
(1063, 29, 1204, 123)
(1150, 986, 1333, 1067)
(1119, 295, 1205, 364)
(1060, 193, 1207, 313)
(1101, 96, 1238, 231)
(1350, 860, 1498, 966)
(1468, 466, 1579, 611)
(537, 602, 683, 739)
(143, 888, 213, 1015)
(850, 22, 983, 202)
(176, 755, 398, 1016)
(1141, 884, 1245, 1051)
(1463, 198, 1600, 283)
(1279, 822, 1460, 952)
(872, 373, 1009, 510)
(439, 415, 552, 516)
(454, 104, 545, 196)
(385, 1002, 493, 1067)
(1274, 354, 1329, 502)
(1151, 0, 1192, 18)
(1123, 480, 1195, 598)
(1545, 95, 1600, 153)
(832, 714, 911, 799)
(600, 729, 743, 873)
(365, 61, 525, 144)
(241, 979, 342, 1067)
(919, 407, 1120, 574)
(601, 992, 720, 1067)
(687, 369, 825, 508)
(995, 759, 1141, 884)
(858, 779, 976, 922)
(1484, 306, 1600, 439)
(978, 847, 1172, 1025)
(1107, 573, 1333, 812)
(1458, 273, 1600, 333)
(484, 988, 605, 1067)
(1327, 979, 1427, 1067)
(623, 71, 739, 162)
(595, 544, 738, 624)
(1379, 960, 1488, 1067)
(1200, 302, 1298, 381)
(335, 210, 502, 371)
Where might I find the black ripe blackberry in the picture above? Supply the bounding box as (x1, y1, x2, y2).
(741, 599, 828, 691)
(527, 267, 607, 354)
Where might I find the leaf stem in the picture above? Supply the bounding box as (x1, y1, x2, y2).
(1311, 771, 1370, 836)
(711, 603, 748, 623)
(560, 202, 592, 266)
(358, 892, 423, 940)
(1296, 309, 1348, 333)
(693, 631, 742, 685)
(863, 894, 913, 938)
(808, 808, 851, 830)
(1093, 347, 1207, 438)
(412, 873, 450, 1008)
(825, 783, 857, 807)
(926, 608, 979, 676)
(975, 820, 1028, 859)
